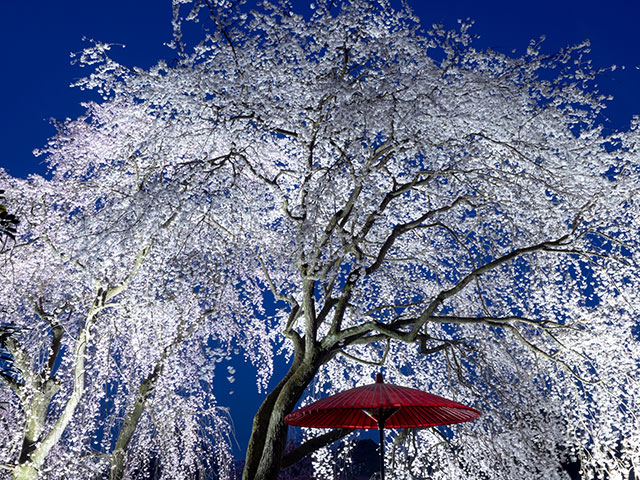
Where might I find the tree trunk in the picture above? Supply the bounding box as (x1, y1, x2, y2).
(12, 380, 59, 480)
(109, 362, 162, 480)
(242, 347, 322, 480)
(17, 383, 57, 464)
(11, 463, 38, 480)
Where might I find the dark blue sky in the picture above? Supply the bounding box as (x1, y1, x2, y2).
(1, 0, 639, 459)
(2, 0, 639, 179)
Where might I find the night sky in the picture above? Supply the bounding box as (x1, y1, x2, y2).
(1, 0, 639, 459)
(2, 0, 639, 180)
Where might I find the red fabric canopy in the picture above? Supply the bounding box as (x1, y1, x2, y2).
(285, 374, 480, 430)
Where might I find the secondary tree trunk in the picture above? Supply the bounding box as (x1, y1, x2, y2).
(109, 362, 163, 480)
(11, 463, 38, 480)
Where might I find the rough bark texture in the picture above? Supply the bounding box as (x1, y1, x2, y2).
(243, 341, 324, 480)
(6, 329, 63, 480)
(14, 321, 92, 480)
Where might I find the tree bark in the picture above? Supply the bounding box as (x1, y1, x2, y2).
(242, 345, 323, 480)
(11, 463, 38, 480)
(4, 333, 62, 480)
(109, 362, 162, 480)
(17, 379, 60, 465)
(12, 320, 92, 480)
(281, 428, 351, 470)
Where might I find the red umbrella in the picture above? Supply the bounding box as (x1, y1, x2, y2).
(285, 373, 480, 480)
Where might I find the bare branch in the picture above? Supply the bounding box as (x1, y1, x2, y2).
(339, 338, 391, 366)
(365, 195, 475, 275)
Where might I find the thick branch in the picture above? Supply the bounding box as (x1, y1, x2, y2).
(28, 245, 151, 470)
(280, 429, 352, 470)
(45, 325, 63, 378)
(109, 362, 163, 480)
(302, 278, 318, 355)
(407, 235, 572, 339)
(244, 341, 306, 480)
(328, 234, 573, 347)
(365, 195, 474, 275)
(29, 305, 95, 467)
(109, 305, 217, 480)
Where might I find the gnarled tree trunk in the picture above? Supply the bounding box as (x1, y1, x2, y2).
(243, 341, 324, 480)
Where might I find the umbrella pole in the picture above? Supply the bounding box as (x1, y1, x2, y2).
(378, 418, 385, 480)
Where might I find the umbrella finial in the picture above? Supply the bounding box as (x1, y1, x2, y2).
(376, 373, 384, 383)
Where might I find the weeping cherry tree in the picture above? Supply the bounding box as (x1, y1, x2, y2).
(2, 0, 640, 479)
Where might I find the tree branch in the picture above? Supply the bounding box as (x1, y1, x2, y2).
(325, 233, 575, 348)
(407, 234, 573, 339)
(28, 244, 152, 470)
(365, 195, 475, 275)
(280, 429, 352, 470)
(339, 338, 391, 366)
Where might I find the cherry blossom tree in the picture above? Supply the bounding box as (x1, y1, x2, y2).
(0, 189, 18, 254)
(2, 0, 640, 479)
(0, 168, 242, 479)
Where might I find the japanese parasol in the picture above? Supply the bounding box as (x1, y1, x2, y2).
(285, 373, 480, 480)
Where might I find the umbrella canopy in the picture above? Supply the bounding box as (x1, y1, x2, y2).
(285, 373, 480, 429)
(285, 373, 480, 480)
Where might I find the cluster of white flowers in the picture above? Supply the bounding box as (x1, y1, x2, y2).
(1, 0, 639, 478)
